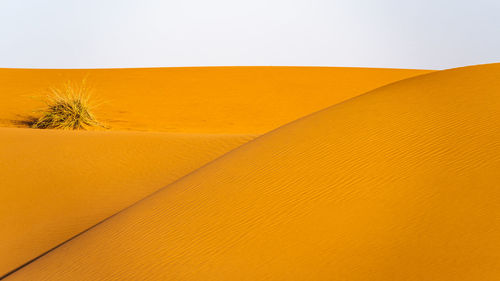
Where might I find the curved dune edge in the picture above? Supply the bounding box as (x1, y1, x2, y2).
(0, 128, 254, 277)
(0, 66, 433, 276)
(0, 67, 432, 134)
(6, 63, 500, 281)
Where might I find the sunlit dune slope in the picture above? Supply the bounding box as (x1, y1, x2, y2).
(0, 67, 430, 277)
(0, 128, 253, 277)
(0, 67, 431, 133)
(7, 63, 500, 281)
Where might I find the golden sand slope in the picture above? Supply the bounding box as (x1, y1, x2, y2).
(0, 128, 253, 277)
(0, 67, 431, 133)
(0, 67, 429, 277)
(6, 63, 500, 281)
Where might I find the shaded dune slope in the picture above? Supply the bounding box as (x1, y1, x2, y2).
(7, 63, 500, 281)
(0, 66, 431, 276)
(0, 67, 431, 133)
(0, 128, 253, 277)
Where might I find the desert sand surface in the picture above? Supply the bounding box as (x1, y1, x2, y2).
(0, 128, 253, 277)
(0, 67, 430, 278)
(5, 63, 500, 281)
(0, 67, 431, 133)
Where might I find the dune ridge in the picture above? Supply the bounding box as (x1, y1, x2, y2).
(0, 66, 432, 277)
(0, 128, 254, 277)
(6, 63, 500, 280)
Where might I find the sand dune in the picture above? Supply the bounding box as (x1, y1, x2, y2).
(0, 128, 253, 277)
(0, 67, 431, 133)
(5, 63, 500, 280)
(0, 67, 431, 278)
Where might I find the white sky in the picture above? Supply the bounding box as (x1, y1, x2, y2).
(1, 0, 499, 69)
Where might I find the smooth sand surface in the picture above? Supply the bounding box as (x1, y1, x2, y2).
(0, 67, 431, 133)
(0, 128, 253, 277)
(6, 63, 500, 281)
(0, 67, 430, 278)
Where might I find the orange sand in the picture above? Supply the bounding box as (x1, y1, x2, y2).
(0, 128, 253, 276)
(5, 63, 500, 280)
(0, 67, 431, 133)
(0, 67, 433, 278)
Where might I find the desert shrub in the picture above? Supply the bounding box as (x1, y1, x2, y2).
(32, 81, 105, 130)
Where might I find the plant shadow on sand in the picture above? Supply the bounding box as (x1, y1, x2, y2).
(8, 115, 39, 128)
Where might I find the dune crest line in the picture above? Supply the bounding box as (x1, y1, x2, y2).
(7, 63, 500, 280)
(0, 66, 430, 277)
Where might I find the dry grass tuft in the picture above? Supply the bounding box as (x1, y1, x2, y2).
(32, 81, 105, 130)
